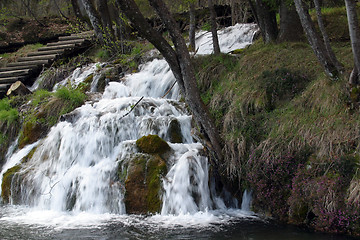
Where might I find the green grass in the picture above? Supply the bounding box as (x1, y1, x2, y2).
(0, 98, 19, 124)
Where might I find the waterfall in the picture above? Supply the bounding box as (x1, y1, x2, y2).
(0, 24, 259, 217)
(241, 190, 252, 212)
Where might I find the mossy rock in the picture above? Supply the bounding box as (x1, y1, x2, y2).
(124, 153, 167, 214)
(18, 121, 45, 149)
(167, 119, 183, 143)
(230, 49, 245, 54)
(136, 135, 170, 154)
(1, 165, 21, 203)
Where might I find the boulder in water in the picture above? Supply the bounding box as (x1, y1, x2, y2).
(168, 119, 183, 143)
(123, 153, 167, 214)
(136, 134, 170, 154)
(1, 165, 21, 203)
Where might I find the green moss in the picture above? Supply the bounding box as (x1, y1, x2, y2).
(124, 153, 167, 214)
(18, 120, 44, 148)
(136, 135, 170, 154)
(1, 165, 21, 203)
(230, 49, 245, 54)
(146, 155, 167, 213)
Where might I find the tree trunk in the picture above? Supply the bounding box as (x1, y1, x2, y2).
(71, 0, 83, 19)
(209, 0, 220, 54)
(80, 0, 105, 45)
(7, 81, 32, 97)
(278, 0, 303, 42)
(231, 0, 240, 25)
(189, 2, 196, 52)
(254, 0, 278, 43)
(313, 0, 343, 72)
(294, 0, 338, 78)
(345, 0, 360, 85)
(116, 0, 224, 162)
(97, 0, 114, 36)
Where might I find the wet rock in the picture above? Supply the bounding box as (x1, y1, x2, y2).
(167, 119, 183, 143)
(136, 135, 170, 154)
(1, 165, 21, 203)
(18, 121, 46, 149)
(123, 153, 167, 214)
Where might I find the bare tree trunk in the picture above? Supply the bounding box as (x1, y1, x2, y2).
(71, 0, 83, 19)
(231, 0, 239, 25)
(294, 0, 338, 78)
(278, 0, 303, 42)
(209, 0, 220, 54)
(313, 0, 343, 72)
(116, 0, 224, 162)
(80, 0, 105, 45)
(345, 0, 360, 85)
(253, 0, 278, 43)
(97, 0, 114, 36)
(189, 2, 196, 52)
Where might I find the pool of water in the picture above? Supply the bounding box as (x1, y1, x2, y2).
(0, 205, 356, 240)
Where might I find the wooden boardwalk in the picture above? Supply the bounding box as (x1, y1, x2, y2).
(0, 31, 94, 98)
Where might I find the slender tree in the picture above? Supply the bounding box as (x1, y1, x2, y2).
(80, 0, 105, 45)
(71, 0, 83, 20)
(189, 2, 196, 52)
(313, 0, 343, 72)
(294, 0, 339, 78)
(96, 0, 114, 36)
(251, 0, 278, 43)
(345, 0, 360, 85)
(208, 0, 220, 54)
(116, 0, 224, 161)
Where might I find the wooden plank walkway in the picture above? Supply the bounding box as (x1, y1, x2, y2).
(0, 30, 94, 98)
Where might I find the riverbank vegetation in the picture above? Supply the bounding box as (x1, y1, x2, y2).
(194, 6, 360, 234)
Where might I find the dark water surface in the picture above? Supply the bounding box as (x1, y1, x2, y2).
(0, 206, 357, 240)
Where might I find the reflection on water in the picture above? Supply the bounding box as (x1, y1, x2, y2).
(0, 205, 356, 240)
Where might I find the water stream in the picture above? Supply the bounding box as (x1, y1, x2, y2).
(0, 23, 355, 239)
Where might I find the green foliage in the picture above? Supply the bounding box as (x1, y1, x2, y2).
(0, 98, 19, 125)
(201, 22, 211, 31)
(31, 89, 52, 106)
(54, 87, 86, 112)
(95, 49, 111, 61)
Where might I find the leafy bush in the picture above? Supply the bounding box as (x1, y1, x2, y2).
(247, 151, 305, 220)
(288, 155, 359, 234)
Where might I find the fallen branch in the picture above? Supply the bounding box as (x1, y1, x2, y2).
(121, 96, 144, 118)
(161, 81, 177, 98)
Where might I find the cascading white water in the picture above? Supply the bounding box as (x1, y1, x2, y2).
(195, 23, 259, 55)
(0, 24, 259, 219)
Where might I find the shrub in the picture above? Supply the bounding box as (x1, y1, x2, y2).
(247, 151, 304, 220)
(288, 155, 359, 234)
